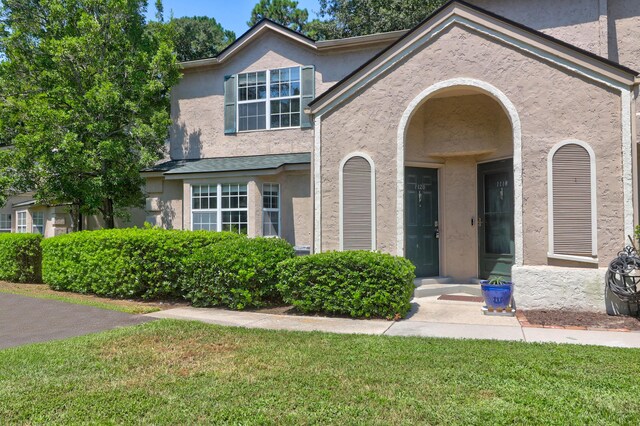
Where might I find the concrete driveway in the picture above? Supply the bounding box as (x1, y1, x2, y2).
(0, 293, 154, 350)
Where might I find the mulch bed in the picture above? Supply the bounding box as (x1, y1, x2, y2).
(518, 309, 640, 332)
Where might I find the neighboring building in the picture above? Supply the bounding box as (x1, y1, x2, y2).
(6, 0, 640, 314)
(0, 194, 146, 237)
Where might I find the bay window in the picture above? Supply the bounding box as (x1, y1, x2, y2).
(262, 183, 280, 237)
(192, 183, 247, 235)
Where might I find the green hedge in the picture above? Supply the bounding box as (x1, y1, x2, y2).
(180, 237, 295, 309)
(41, 228, 240, 299)
(277, 251, 416, 319)
(0, 233, 42, 283)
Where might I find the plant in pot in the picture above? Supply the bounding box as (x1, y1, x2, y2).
(480, 276, 514, 310)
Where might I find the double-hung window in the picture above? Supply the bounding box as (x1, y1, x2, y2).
(16, 211, 27, 233)
(0, 214, 11, 232)
(262, 183, 280, 237)
(192, 184, 218, 231)
(237, 67, 301, 132)
(192, 184, 248, 235)
(32, 211, 44, 235)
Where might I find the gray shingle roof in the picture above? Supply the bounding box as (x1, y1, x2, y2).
(144, 153, 311, 175)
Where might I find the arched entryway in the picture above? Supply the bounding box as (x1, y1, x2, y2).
(397, 79, 522, 282)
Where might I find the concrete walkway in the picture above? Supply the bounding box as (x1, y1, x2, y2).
(147, 295, 640, 349)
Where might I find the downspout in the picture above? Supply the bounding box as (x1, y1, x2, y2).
(632, 81, 639, 229)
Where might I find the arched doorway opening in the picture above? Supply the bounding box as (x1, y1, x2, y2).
(397, 79, 521, 282)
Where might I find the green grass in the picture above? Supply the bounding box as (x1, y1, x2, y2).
(0, 282, 163, 314)
(1, 320, 639, 424)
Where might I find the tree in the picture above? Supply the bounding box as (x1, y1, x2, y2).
(313, 0, 446, 39)
(169, 17, 236, 62)
(0, 0, 180, 230)
(248, 0, 309, 33)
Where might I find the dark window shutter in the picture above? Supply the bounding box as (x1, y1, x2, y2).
(343, 156, 373, 250)
(300, 65, 315, 129)
(224, 75, 237, 134)
(551, 144, 593, 256)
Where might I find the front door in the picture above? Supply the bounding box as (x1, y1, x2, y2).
(478, 159, 515, 279)
(405, 167, 439, 277)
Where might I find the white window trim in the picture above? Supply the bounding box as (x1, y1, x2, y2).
(339, 152, 376, 251)
(191, 183, 248, 233)
(547, 139, 598, 261)
(16, 210, 28, 234)
(236, 66, 302, 133)
(262, 183, 281, 237)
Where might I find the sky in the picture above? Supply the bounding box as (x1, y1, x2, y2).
(148, 0, 322, 37)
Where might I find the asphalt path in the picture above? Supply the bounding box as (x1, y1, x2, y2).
(0, 293, 154, 349)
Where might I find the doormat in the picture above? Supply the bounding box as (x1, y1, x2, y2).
(437, 295, 484, 303)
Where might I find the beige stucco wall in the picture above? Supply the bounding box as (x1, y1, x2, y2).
(256, 172, 312, 247)
(608, 0, 640, 71)
(471, 0, 603, 54)
(471, 0, 640, 71)
(170, 31, 387, 161)
(83, 208, 147, 231)
(319, 23, 625, 269)
(146, 178, 184, 229)
(405, 94, 513, 280)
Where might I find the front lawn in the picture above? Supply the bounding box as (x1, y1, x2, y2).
(1, 320, 639, 424)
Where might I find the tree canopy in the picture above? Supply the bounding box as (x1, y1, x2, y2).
(313, 0, 446, 39)
(0, 0, 180, 229)
(248, 0, 309, 33)
(169, 17, 236, 62)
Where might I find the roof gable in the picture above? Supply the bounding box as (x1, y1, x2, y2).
(308, 0, 638, 116)
(179, 19, 406, 70)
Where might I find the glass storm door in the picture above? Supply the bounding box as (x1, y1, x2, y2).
(405, 167, 439, 277)
(478, 159, 515, 279)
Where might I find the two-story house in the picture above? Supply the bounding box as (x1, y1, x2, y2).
(5, 0, 640, 314)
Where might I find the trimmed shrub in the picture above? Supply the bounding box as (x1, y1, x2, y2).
(277, 251, 416, 319)
(0, 233, 42, 283)
(41, 228, 240, 299)
(180, 237, 295, 309)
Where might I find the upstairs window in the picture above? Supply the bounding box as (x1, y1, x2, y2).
(236, 66, 301, 132)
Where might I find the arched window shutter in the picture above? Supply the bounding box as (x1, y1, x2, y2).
(342, 156, 374, 250)
(549, 142, 596, 258)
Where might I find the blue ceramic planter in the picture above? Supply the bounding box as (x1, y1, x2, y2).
(480, 281, 513, 310)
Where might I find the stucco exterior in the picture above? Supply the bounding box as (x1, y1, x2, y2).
(471, 0, 640, 71)
(6, 1, 638, 313)
(148, 24, 400, 249)
(318, 22, 626, 262)
(170, 31, 391, 161)
(307, 1, 639, 312)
